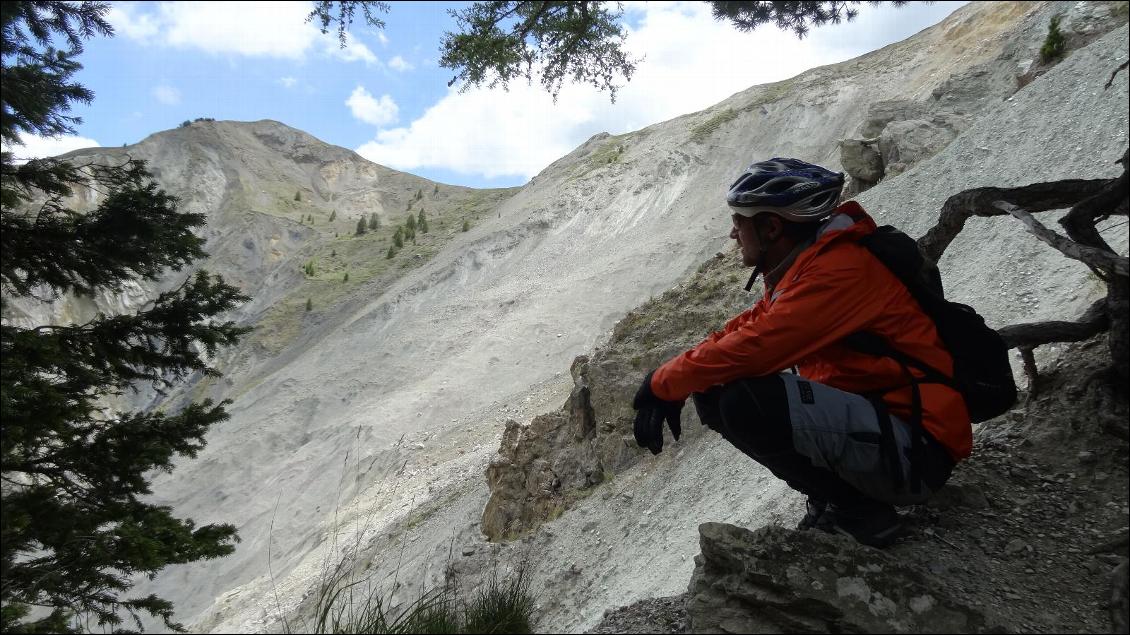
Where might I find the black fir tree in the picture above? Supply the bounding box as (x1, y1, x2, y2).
(1, 2, 248, 631)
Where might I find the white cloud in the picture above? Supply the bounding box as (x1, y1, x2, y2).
(327, 32, 379, 64)
(388, 55, 413, 72)
(346, 87, 399, 126)
(377, 31, 389, 47)
(358, 84, 591, 178)
(279, 76, 298, 88)
(153, 84, 181, 105)
(108, 1, 380, 63)
(2, 134, 101, 163)
(107, 5, 159, 40)
(355, 1, 965, 180)
(355, 2, 817, 179)
(161, 1, 315, 58)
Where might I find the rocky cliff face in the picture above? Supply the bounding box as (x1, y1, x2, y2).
(481, 254, 754, 541)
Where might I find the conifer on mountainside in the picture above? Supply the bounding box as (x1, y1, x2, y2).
(1, 2, 246, 631)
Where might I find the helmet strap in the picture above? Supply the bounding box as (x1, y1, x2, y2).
(743, 222, 772, 291)
(744, 266, 761, 292)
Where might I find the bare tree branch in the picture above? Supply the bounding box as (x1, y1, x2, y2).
(1106, 60, 1129, 89)
(1060, 151, 1129, 259)
(918, 180, 1110, 263)
(998, 300, 1109, 349)
(1019, 346, 1039, 398)
(994, 201, 1129, 277)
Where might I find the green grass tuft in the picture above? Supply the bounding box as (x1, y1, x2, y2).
(298, 566, 534, 634)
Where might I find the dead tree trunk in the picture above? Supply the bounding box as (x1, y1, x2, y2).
(918, 148, 1129, 393)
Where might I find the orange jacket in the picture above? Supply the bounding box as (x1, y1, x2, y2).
(651, 201, 972, 461)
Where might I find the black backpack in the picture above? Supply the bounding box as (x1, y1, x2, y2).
(842, 225, 1017, 492)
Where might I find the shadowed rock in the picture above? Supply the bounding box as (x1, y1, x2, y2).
(687, 523, 1002, 634)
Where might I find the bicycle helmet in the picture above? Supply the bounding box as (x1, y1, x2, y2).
(727, 158, 844, 221)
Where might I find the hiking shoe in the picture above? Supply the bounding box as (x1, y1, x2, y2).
(824, 502, 902, 548)
(796, 498, 829, 531)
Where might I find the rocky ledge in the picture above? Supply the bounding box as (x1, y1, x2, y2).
(688, 523, 999, 633)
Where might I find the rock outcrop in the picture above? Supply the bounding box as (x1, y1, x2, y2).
(481, 254, 753, 540)
(838, 138, 884, 195)
(687, 523, 1000, 633)
(482, 357, 603, 540)
(839, 1, 1128, 195)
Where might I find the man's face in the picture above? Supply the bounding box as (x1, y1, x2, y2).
(730, 214, 762, 267)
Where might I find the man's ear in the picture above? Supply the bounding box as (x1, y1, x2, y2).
(762, 214, 785, 242)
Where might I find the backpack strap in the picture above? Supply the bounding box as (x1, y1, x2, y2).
(842, 331, 941, 495)
(867, 395, 906, 494)
(840, 331, 955, 388)
(903, 364, 925, 495)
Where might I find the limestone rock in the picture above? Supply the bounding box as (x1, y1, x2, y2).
(925, 482, 990, 511)
(839, 139, 885, 184)
(878, 117, 963, 178)
(860, 100, 929, 138)
(687, 523, 1001, 633)
(482, 254, 753, 541)
(481, 370, 604, 540)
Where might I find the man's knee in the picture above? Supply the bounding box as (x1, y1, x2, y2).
(716, 375, 793, 456)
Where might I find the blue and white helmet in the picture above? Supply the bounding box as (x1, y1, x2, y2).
(727, 158, 845, 222)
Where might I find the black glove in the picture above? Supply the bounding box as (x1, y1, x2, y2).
(632, 370, 685, 455)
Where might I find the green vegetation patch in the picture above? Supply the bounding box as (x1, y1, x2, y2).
(1112, 0, 1129, 21)
(1039, 14, 1067, 64)
(608, 249, 755, 374)
(245, 186, 517, 355)
(570, 136, 628, 181)
(687, 78, 794, 144)
(690, 108, 738, 143)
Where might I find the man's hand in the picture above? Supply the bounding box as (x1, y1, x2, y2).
(632, 370, 685, 455)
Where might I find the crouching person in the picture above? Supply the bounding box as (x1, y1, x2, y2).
(632, 158, 970, 547)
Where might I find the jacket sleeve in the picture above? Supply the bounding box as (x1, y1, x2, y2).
(651, 246, 889, 401)
(699, 302, 764, 345)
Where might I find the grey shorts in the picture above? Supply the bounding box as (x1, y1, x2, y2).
(778, 373, 953, 506)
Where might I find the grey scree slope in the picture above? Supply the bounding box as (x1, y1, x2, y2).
(130, 5, 1126, 633)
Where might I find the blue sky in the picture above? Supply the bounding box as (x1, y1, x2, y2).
(12, 1, 966, 188)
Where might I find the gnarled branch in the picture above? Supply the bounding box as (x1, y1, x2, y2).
(1060, 150, 1129, 258)
(998, 300, 1109, 350)
(921, 149, 1129, 394)
(1106, 60, 1129, 89)
(918, 179, 1110, 263)
(994, 201, 1129, 277)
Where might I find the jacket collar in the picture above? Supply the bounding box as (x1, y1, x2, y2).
(763, 201, 878, 294)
